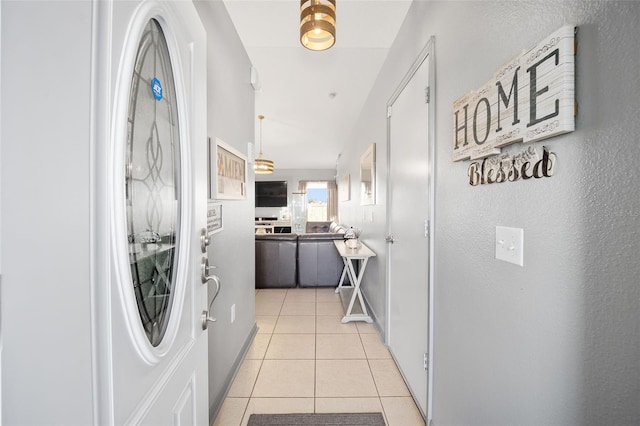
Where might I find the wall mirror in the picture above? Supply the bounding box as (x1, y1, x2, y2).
(360, 143, 376, 205)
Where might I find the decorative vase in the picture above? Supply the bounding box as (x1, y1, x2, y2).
(345, 238, 360, 249)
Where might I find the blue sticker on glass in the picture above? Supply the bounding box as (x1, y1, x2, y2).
(151, 77, 163, 101)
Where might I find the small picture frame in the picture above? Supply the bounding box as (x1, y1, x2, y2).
(211, 137, 247, 200)
(339, 173, 351, 201)
(360, 143, 376, 205)
(207, 201, 223, 235)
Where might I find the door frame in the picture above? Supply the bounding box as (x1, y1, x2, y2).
(385, 36, 435, 422)
(90, 1, 116, 421)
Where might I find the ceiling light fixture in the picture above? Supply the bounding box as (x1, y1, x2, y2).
(254, 115, 274, 174)
(300, 0, 336, 51)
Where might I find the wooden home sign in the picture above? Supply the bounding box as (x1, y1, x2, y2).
(452, 26, 575, 162)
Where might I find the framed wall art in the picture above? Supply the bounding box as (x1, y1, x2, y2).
(339, 173, 351, 201)
(207, 201, 223, 235)
(211, 137, 247, 200)
(360, 143, 376, 205)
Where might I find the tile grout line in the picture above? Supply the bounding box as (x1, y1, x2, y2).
(236, 289, 262, 426)
(240, 316, 273, 425)
(239, 292, 259, 426)
(314, 288, 318, 413)
(359, 328, 391, 426)
(241, 292, 285, 425)
(243, 289, 404, 425)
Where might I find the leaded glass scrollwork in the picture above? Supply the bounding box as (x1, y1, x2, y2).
(126, 19, 181, 347)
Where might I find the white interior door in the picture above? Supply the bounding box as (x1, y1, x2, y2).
(93, 2, 208, 424)
(387, 42, 433, 419)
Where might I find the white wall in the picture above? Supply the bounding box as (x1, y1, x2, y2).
(193, 2, 257, 421)
(0, 2, 4, 418)
(339, 1, 640, 424)
(1, 1, 94, 424)
(255, 168, 335, 221)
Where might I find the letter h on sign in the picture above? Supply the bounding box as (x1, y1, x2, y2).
(454, 105, 468, 150)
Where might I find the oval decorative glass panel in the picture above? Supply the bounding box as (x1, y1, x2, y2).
(125, 19, 181, 347)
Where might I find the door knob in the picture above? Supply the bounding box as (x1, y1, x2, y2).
(385, 235, 395, 244)
(201, 257, 218, 284)
(201, 310, 216, 330)
(201, 274, 221, 330)
(200, 228, 210, 253)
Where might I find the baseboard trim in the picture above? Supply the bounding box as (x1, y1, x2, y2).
(208, 322, 259, 422)
(360, 291, 384, 338)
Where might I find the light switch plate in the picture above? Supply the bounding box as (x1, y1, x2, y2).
(495, 226, 524, 266)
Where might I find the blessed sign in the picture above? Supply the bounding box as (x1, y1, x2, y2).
(467, 146, 556, 186)
(452, 26, 575, 162)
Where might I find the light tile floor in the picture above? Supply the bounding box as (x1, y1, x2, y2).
(212, 288, 425, 426)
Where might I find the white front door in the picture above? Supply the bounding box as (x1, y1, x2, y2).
(93, 2, 208, 424)
(386, 41, 434, 419)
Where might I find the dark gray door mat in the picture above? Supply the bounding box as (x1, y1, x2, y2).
(247, 412, 386, 425)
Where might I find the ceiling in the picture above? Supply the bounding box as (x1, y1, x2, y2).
(221, 0, 412, 170)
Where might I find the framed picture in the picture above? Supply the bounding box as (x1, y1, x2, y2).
(207, 201, 223, 235)
(360, 143, 376, 205)
(339, 173, 351, 201)
(208, 137, 213, 198)
(211, 137, 247, 200)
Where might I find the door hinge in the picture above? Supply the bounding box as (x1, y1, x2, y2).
(423, 352, 429, 371)
(424, 86, 430, 104)
(424, 220, 430, 238)
(387, 105, 393, 118)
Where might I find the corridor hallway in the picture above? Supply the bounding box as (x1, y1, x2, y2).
(213, 288, 425, 426)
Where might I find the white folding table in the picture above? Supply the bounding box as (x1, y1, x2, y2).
(333, 240, 376, 323)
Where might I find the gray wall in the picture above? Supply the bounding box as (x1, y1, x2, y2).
(1, 2, 94, 424)
(336, 142, 387, 328)
(255, 168, 336, 220)
(194, 2, 257, 421)
(339, 1, 640, 424)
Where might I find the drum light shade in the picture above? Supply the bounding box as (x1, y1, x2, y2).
(300, 0, 336, 51)
(254, 158, 274, 174)
(254, 115, 274, 174)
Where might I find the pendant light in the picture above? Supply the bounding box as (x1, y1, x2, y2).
(254, 115, 274, 174)
(300, 0, 336, 51)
